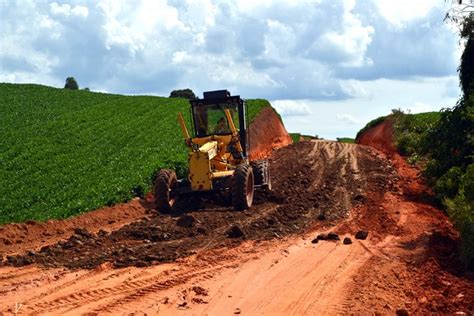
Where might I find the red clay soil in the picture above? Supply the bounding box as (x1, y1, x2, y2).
(356, 118, 397, 156)
(347, 119, 474, 314)
(0, 199, 147, 256)
(3, 141, 390, 269)
(356, 118, 429, 195)
(1, 118, 473, 314)
(248, 106, 292, 160)
(1, 137, 473, 314)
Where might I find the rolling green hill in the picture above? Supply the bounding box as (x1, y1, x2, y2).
(0, 83, 269, 224)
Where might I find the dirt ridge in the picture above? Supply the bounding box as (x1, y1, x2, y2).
(249, 106, 292, 160)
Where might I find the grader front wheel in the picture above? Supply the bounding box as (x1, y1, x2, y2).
(232, 164, 254, 211)
(153, 169, 178, 213)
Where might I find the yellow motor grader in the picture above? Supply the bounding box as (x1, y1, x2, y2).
(154, 90, 271, 213)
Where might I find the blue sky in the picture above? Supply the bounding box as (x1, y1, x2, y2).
(0, 0, 462, 139)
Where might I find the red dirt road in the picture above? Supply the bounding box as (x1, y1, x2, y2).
(1, 131, 473, 314)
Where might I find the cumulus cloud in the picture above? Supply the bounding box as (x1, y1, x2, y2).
(336, 113, 361, 125)
(402, 101, 440, 114)
(50, 2, 89, 18)
(272, 100, 312, 117)
(373, 0, 441, 28)
(0, 0, 458, 98)
(337, 1, 458, 81)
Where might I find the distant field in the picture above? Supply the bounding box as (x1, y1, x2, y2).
(336, 137, 355, 144)
(0, 83, 268, 224)
(289, 133, 301, 143)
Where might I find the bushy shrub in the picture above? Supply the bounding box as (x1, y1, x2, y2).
(434, 166, 464, 201)
(169, 89, 196, 99)
(64, 77, 79, 90)
(289, 133, 301, 143)
(445, 164, 474, 269)
(396, 133, 419, 156)
(390, 110, 440, 161)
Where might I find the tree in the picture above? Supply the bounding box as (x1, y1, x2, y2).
(169, 88, 196, 99)
(459, 21, 474, 96)
(429, 1, 474, 269)
(64, 77, 79, 90)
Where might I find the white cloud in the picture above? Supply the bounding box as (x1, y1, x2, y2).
(71, 6, 89, 18)
(50, 2, 71, 16)
(50, 2, 88, 18)
(320, 0, 374, 67)
(272, 100, 312, 117)
(1, 0, 457, 98)
(373, 0, 441, 28)
(403, 101, 439, 114)
(340, 80, 372, 98)
(336, 113, 361, 125)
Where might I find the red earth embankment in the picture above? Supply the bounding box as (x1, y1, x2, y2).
(356, 118, 396, 156)
(249, 106, 292, 160)
(356, 118, 424, 192)
(352, 118, 474, 314)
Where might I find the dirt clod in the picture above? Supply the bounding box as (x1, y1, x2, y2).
(74, 228, 94, 238)
(192, 286, 208, 296)
(317, 234, 327, 241)
(327, 232, 340, 241)
(396, 308, 409, 316)
(226, 225, 245, 238)
(355, 230, 369, 240)
(176, 215, 197, 228)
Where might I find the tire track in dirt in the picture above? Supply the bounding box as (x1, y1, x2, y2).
(5, 244, 262, 315)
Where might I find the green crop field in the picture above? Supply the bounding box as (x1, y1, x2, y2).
(0, 83, 269, 224)
(336, 137, 355, 144)
(289, 133, 301, 143)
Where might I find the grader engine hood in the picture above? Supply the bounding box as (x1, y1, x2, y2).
(199, 141, 217, 159)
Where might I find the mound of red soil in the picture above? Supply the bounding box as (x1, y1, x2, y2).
(249, 107, 292, 160)
(356, 119, 397, 156)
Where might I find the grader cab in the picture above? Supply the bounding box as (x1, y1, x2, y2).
(153, 90, 271, 213)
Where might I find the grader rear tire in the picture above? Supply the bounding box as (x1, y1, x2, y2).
(232, 164, 254, 211)
(251, 160, 271, 190)
(153, 169, 177, 213)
